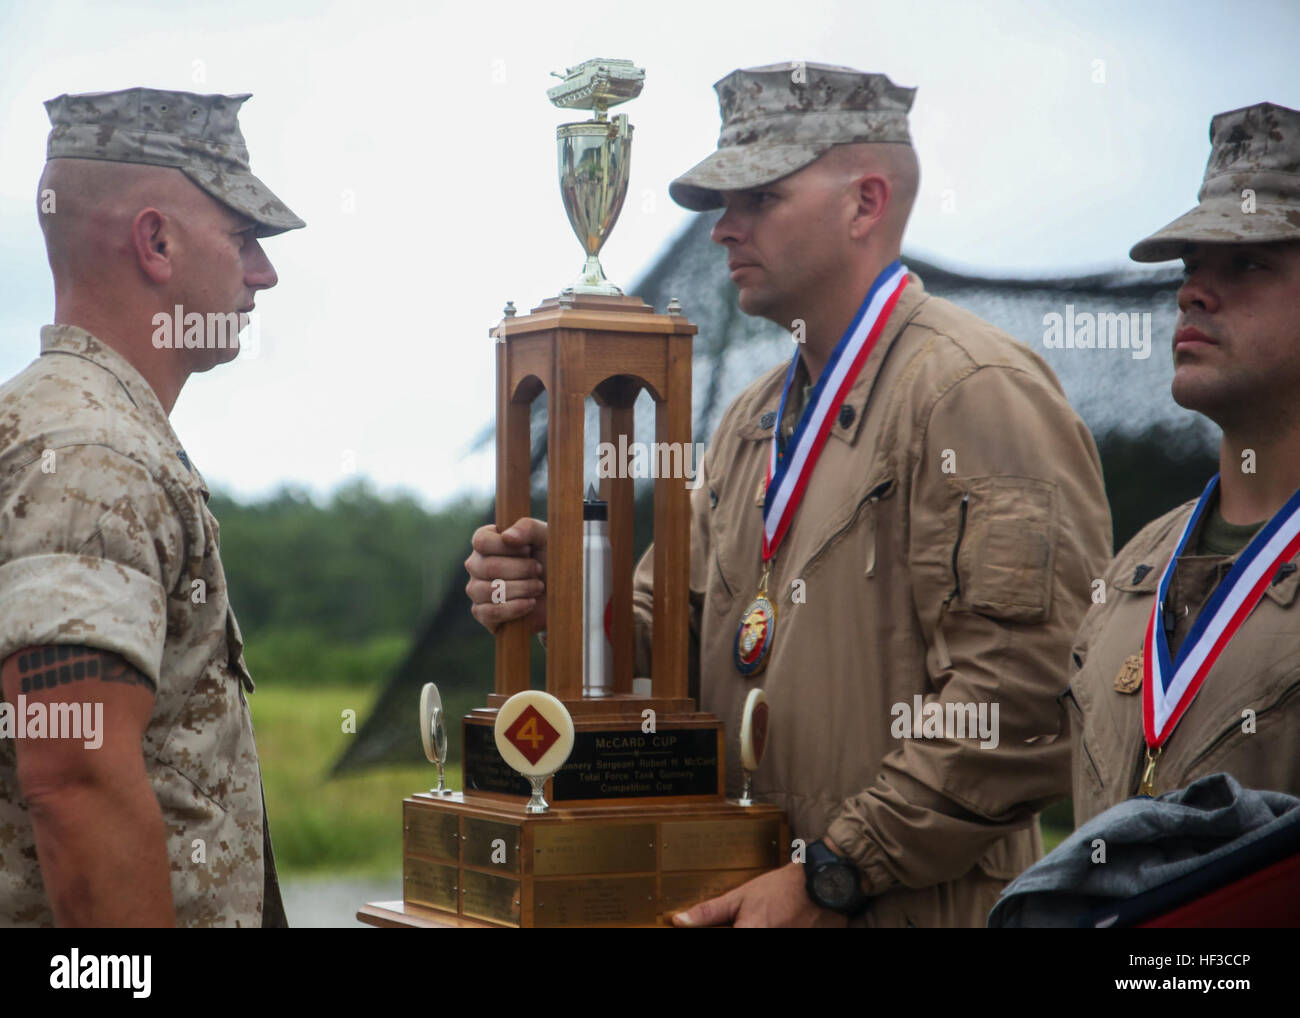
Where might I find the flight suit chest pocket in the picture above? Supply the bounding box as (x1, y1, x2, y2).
(952, 475, 1057, 623)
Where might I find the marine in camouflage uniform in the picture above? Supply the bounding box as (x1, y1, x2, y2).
(0, 88, 303, 927)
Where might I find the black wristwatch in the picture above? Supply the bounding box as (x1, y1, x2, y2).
(804, 840, 870, 916)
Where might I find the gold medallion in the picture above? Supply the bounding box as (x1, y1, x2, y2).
(735, 564, 776, 677)
(735, 594, 776, 677)
(1114, 653, 1143, 694)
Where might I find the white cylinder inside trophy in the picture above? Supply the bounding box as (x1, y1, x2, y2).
(582, 490, 613, 696)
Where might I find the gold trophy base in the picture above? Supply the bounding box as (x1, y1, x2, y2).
(363, 793, 787, 928)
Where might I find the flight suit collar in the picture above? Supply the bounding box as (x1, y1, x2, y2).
(39, 323, 210, 499)
(736, 271, 929, 445)
(1115, 509, 1300, 609)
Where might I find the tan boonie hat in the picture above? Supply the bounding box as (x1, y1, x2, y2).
(1130, 101, 1300, 262)
(44, 87, 305, 237)
(669, 61, 916, 212)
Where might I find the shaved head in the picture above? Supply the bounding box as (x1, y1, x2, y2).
(38, 159, 224, 288)
(710, 140, 922, 382)
(34, 158, 277, 411)
(814, 142, 920, 248)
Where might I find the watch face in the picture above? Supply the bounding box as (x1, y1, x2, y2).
(813, 864, 856, 907)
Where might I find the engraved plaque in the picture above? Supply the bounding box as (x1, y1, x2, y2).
(661, 819, 781, 872)
(532, 822, 656, 876)
(464, 722, 531, 796)
(404, 804, 460, 860)
(553, 728, 719, 800)
(462, 817, 521, 872)
(660, 869, 768, 915)
(461, 870, 520, 926)
(534, 876, 656, 927)
(465, 723, 721, 801)
(403, 858, 458, 912)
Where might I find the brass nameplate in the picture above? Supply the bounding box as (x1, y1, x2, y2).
(405, 804, 460, 861)
(534, 876, 656, 927)
(661, 819, 781, 872)
(660, 869, 769, 915)
(532, 822, 656, 876)
(462, 817, 521, 873)
(403, 858, 458, 912)
(461, 870, 520, 926)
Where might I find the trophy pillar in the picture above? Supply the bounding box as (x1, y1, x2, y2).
(594, 375, 637, 694)
(652, 320, 692, 701)
(494, 318, 535, 699)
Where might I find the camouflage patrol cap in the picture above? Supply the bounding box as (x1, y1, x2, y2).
(44, 87, 305, 237)
(1130, 102, 1300, 262)
(669, 62, 916, 212)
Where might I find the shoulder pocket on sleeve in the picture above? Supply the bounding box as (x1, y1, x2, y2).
(954, 475, 1057, 624)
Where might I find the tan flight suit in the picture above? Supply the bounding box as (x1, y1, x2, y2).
(1065, 494, 1300, 826)
(633, 273, 1113, 926)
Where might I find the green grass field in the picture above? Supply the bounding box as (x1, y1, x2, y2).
(250, 682, 452, 878)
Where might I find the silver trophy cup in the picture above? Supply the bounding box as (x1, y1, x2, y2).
(549, 58, 645, 295)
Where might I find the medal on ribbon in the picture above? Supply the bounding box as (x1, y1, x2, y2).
(734, 261, 910, 676)
(1137, 474, 1300, 794)
(735, 564, 776, 677)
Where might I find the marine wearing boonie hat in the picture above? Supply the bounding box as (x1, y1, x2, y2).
(44, 87, 305, 237)
(1130, 101, 1300, 262)
(668, 61, 915, 212)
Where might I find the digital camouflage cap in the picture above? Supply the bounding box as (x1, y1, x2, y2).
(44, 87, 305, 237)
(669, 61, 916, 212)
(1130, 102, 1300, 262)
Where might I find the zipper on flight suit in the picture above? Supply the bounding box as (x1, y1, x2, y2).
(861, 479, 895, 578)
(933, 492, 970, 671)
(794, 478, 895, 580)
(1177, 672, 1300, 784)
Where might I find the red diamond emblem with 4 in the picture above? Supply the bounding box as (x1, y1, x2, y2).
(504, 704, 560, 765)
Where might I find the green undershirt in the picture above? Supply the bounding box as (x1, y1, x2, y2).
(1197, 499, 1264, 556)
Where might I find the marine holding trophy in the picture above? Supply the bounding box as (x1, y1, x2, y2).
(466, 61, 1113, 927)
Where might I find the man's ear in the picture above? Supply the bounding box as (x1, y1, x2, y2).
(847, 173, 890, 241)
(131, 208, 173, 284)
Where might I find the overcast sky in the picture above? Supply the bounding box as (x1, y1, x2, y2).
(2, 0, 1297, 508)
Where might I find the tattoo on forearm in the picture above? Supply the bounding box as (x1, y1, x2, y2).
(14, 645, 156, 694)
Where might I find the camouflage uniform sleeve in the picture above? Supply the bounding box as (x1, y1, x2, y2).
(0, 445, 186, 686)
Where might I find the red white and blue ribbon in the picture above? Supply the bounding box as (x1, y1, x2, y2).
(1143, 474, 1300, 747)
(761, 260, 909, 561)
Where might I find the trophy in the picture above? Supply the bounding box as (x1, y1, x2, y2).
(418, 683, 454, 796)
(738, 689, 769, 807)
(549, 58, 644, 295)
(359, 58, 787, 930)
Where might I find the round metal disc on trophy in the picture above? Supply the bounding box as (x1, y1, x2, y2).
(738, 688, 770, 807)
(547, 58, 645, 296)
(493, 690, 576, 814)
(418, 682, 453, 796)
